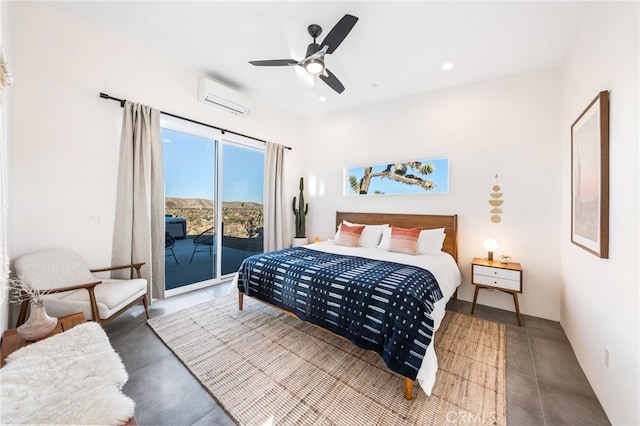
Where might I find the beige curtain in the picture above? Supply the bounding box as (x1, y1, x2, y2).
(263, 142, 288, 251)
(112, 101, 165, 301)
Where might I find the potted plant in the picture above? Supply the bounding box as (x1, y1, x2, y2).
(292, 177, 309, 247)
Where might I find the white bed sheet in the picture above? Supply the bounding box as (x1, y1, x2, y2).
(234, 241, 462, 396)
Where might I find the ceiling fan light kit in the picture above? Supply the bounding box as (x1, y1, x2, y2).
(249, 14, 358, 94)
(304, 58, 325, 74)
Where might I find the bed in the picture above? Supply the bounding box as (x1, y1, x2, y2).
(236, 212, 461, 399)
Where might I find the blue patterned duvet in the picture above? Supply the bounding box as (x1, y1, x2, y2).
(237, 247, 443, 380)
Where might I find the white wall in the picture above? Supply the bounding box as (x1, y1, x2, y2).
(304, 68, 562, 320)
(560, 2, 639, 425)
(0, 0, 11, 333)
(6, 2, 304, 317)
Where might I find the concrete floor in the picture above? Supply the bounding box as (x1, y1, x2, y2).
(104, 283, 610, 426)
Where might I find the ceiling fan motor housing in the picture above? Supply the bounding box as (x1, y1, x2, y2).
(305, 42, 321, 58)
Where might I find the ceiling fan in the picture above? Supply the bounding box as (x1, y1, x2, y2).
(249, 14, 359, 94)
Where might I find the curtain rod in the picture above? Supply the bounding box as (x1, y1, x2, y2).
(99, 92, 292, 150)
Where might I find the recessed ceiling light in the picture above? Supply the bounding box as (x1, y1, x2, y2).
(319, 96, 327, 102)
(442, 62, 454, 71)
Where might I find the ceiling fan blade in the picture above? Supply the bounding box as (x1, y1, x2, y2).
(320, 14, 358, 55)
(249, 59, 298, 66)
(319, 68, 345, 94)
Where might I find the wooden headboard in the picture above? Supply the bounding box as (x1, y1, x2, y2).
(336, 212, 458, 261)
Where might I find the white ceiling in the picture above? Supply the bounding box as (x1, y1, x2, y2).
(50, 1, 587, 117)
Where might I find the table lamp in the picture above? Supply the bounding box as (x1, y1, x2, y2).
(483, 238, 499, 261)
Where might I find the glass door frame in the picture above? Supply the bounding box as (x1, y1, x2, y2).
(162, 115, 221, 297)
(161, 115, 265, 297)
(218, 137, 265, 277)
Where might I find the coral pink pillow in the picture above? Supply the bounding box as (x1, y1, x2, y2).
(388, 226, 422, 255)
(335, 224, 365, 247)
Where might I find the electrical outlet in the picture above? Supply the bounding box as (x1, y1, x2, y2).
(88, 214, 104, 225)
(604, 347, 611, 369)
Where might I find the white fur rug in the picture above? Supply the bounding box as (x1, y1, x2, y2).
(0, 322, 135, 425)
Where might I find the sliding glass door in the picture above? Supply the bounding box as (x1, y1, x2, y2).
(162, 125, 217, 293)
(220, 143, 264, 275)
(161, 117, 264, 295)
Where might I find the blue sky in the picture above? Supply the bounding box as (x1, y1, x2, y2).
(162, 128, 264, 203)
(346, 158, 449, 195)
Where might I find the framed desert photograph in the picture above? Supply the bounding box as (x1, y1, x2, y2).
(345, 158, 449, 196)
(571, 91, 609, 258)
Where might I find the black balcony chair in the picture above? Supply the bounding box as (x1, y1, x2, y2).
(165, 232, 179, 264)
(190, 227, 215, 263)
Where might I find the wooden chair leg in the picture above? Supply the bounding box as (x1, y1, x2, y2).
(404, 377, 413, 400)
(87, 287, 101, 324)
(142, 296, 150, 319)
(238, 291, 244, 311)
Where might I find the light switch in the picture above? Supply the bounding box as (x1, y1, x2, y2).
(89, 214, 104, 225)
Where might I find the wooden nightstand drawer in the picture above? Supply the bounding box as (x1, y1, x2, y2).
(473, 273, 521, 291)
(473, 264, 521, 281)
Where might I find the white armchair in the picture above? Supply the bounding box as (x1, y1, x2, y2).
(14, 248, 150, 326)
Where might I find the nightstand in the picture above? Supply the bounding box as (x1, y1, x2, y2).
(471, 257, 523, 326)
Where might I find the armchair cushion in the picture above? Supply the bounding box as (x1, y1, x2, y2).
(42, 279, 147, 321)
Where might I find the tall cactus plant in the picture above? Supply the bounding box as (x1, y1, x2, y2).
(292, 177, 308, 238)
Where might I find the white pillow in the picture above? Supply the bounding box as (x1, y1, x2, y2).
(335, 221, 389, 248)
(379, 227, 446, 254)
(417, 228, 446, 255)
(360, 224, 389, 247)
(378, 227, 392, 250)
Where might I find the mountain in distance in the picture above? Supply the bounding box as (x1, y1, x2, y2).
(223, 201, 262, 209)
(165, 197, 213, 209)
(165, 197, 262, 209)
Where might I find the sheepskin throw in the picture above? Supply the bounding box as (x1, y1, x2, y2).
(0, 322, 135, 425)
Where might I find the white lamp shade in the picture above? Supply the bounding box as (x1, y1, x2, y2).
(482, 238, 499, 252)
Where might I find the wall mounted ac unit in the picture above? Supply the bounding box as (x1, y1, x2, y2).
(198, 78, 253, 116)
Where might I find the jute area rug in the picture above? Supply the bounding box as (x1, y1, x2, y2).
(148, 294, 506, 426)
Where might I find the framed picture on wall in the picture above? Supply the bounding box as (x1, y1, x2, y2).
(571, 90, 609, 258)
(345, 158, 449, 195)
